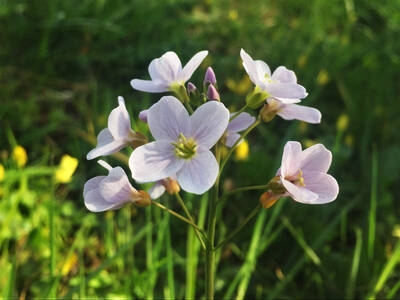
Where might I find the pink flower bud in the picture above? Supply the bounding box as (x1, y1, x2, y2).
(138, 109, 148, 123)
(204, 67, 217, 85)
(206, 84, 220, 101)
(187, 82, 197, 94)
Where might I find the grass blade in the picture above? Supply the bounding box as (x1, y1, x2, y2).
(368, 147, 378, 261)
(346, 227, 362, 299)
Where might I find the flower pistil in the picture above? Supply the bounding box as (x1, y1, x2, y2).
(172, 133, 197, 159)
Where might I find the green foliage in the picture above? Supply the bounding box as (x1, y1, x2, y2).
(1, 0, 400, 298)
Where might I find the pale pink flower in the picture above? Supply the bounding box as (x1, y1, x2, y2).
(225, 112, 256, 147)
(278, 141, 339, 204)
(131, 51, 208, 93)
(129, 96, 229, 194)
(87, 97, 145, 160)
(83, 160, 150, 212)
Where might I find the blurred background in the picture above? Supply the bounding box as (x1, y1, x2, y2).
(1, 0, 400, 298)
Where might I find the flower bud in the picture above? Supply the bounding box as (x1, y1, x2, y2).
(245, 87, 269, 109)
(207, 84, 220, 101)
(133, 190, 151, 207)
(187, 82, 197, 94)
(204, 67, 217, 85)
(259, 101, 279, 123)
(139, 109, 148, 123)
(162, 178, 180, 194)
(259, 191, 281, 209)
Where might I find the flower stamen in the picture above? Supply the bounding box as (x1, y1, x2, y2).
(172, 133, 197, 159)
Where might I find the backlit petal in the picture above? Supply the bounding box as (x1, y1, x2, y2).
(130, 79, 167, 93)
(108, 97, 132, 140)
(181, 50, 208, 81)
(86, 129, 126, 160)
(281, 178, 319, 204)
(225, 132, 241, 148)
(99, 167, 135, 204)
(157, 51, 182, 81)
(265, 83, 307, 99)
(272, 66, 297, 83)
(300, 144, 332, 173)
(277, 104, 321, 124)
(303, 171, 339, 204)
(148, 182, 166, 199)
(129, 140, 184, 183)
(281, 141, 302, 178)
(228, 112, 256, 133)
(190, 101, 229, 149)
(177, 150, 218, 194)
(148, 96, 191, 141)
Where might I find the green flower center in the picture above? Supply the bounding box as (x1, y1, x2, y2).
(172, 133, 197, 159)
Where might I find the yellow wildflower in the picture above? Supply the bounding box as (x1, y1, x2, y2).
(12, 145, 27, 167)
(337, 114, 349, 131)
(235, 140, 249, 160)
(55, 154, 78, 183)
(316, 70, 330, 86)
(0, 164, 4, 181)
(228, 9, 238, 20)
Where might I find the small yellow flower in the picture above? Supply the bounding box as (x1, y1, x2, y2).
(228, 9, 238, 20)
(336, 114, 349, 131)
(0, 164, 4, 182)
(316, 70, 330, 86)
(12, 145, 27, 167)
(235, 140, 249, 160)
(55, 154, 78, 183)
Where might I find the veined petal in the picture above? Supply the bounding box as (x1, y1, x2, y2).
(83, 176, 105, 198)
(84, 176, 123, 212)
(281, 178, 319, 204)
(281, 141, 302, 178)
(157, 51, 182, 82)
(108, 97, 132, 140)
(303, 171, 339, 204)
(277, 104, 321, 124)
(300, 144, 332, 173)
(190, 101, 229, 149)
(272, 97, 301, 104)
(148, 182, 166, 199)
(177, 150, 218, 194)
(87, 129, 126, 160)
(148, 96, 191, 141)
(225, 132, 242, 148)
(181, 50, 208, 81)
(272, 66, 297, 83)
(99, 167, 135, 204)
(129, 141, 184, 183)
(265, 82, 307, 99)
(240, 49, 270, 86)
(130, 79, 167, 93)
(228, 112, 256, 133)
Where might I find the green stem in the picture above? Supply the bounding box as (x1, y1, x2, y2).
(151, 201, 206, 235)
(215, 204, 261, 250)
(175, 193, 206, 250)
(221, 184, 270, 200)
(205, 143, 221, 299)
(219, 118, 261, 177)
(230, 104, 249, 122)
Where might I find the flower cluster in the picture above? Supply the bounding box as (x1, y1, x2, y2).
(83, 49, 338, 212)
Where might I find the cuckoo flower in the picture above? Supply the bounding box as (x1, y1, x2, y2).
(129, 96, 229, 194)
(225, 112, 256, 147)
(83, 160, 150, 212)
(240, 49, 307, 100)
(276, 141, 339, 204)
(87, 97, 146, 160)
(131, 51, 208, 93)
(148, 177, 180, 199)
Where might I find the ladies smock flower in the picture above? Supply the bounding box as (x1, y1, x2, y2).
(84, 160, 150, 212)
(131, 51, 208, 93)
(240, 49, 307, 101)
(148, 177, 180, 199)
(129, 96, 229, 194)
(87, 97, 146, 160)
(277, 141, 339, 204)
(225, 112, 256, 147)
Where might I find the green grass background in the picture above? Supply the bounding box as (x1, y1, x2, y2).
(1, 0, 400, 298)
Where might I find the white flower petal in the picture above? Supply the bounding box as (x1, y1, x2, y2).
(130, 79, 167, 93)
(303, 171, 339, 204)
(108, 97, 132, 140)
(228, 112, 256, 133)
(139, 109, 148, 123)
(148, 182, 166, 199)
(281, 141, 303, 178)
(83, 176, 105, 198)
(225, 132, 241, 148)
(281, 178, 319, 204)
(84, 176, 124, 212)
(190, 101, 229, 149)
(148, 96, 191, 141)
(300, 144, 332, 173)
(254, 60, 271, 81)
(157, 51, 182, 82)
(181, 50, 209, 81)
(177, 150, 218, 194)
(277, 104, 321, 124)
(99, 167, 135, 204)
(240, 49, 270, 86)
(272, 66, 297, 83)
(129, 140, 184, 183)
(272, 97, 301, 104)
(265, 82, 307, 99)
(86, 129, 126, 160)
